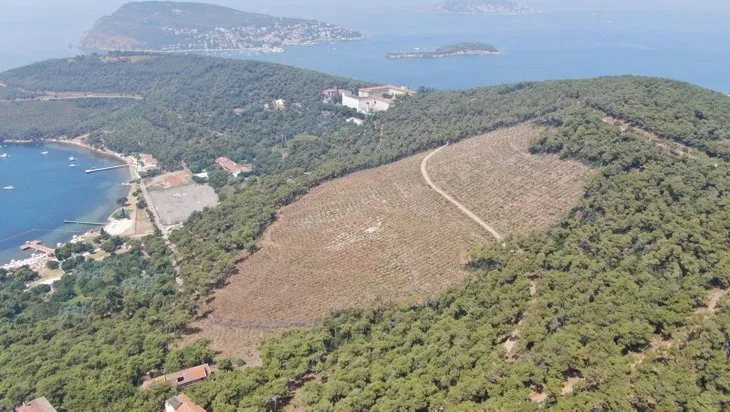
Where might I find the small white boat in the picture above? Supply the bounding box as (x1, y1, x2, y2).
(69, 163, 77, 167)
(41, 151, 49, 155)
(3, 185, 14, 191)
(0, 153, 8, 158)
(68, 156, 76, 161)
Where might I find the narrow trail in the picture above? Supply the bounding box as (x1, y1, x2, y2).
(421, 144, 504, 242)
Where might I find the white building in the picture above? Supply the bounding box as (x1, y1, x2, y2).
(329, 85, 416, 115)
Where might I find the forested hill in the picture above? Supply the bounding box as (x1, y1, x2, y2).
(3, 53, 730, 409)
(0, 53, 368, 171)
(79, 1, 363, 52)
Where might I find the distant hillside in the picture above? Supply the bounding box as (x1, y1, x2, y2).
(432, 0, 540, 15)
(0, 53, 369, 171)
(79, 1, 364, 52)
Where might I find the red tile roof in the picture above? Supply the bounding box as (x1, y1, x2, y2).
(141, 364, 211, 390)
(358, 85, 415, 94)
(216, 157, 240, 174)
(166, 393, 206, 412)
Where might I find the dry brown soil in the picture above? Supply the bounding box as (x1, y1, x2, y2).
(190, 125, 594, 362)
(426, 125, 595, 236)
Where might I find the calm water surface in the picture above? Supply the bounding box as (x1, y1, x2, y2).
(231, 11, 730, 91)
(0, 143, 129, 263)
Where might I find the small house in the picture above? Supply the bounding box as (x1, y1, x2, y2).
(16, 397, 57, 412)
(141, 364, 212, 390)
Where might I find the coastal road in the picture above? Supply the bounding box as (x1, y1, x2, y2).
(421, 144, 504, 242)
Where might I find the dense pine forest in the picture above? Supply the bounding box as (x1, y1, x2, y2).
(0, 53, 366, 171)
(1, 54, 730, 410)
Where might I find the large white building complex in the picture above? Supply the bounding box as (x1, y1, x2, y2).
(324, 85, 417, 114)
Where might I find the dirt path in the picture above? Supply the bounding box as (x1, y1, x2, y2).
(421, 144, 504, 242)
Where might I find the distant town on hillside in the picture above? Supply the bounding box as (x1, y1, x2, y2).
(79, 1, 364, 53)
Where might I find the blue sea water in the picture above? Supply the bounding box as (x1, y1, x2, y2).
(0, 144, 130, 263)
(220, 10, 730, 92)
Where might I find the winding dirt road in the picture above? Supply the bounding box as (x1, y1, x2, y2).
(421, 144, 504, 242)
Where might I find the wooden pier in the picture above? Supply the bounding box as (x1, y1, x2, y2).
(85, 164, 129, 174)
(64, 220, 106, 226)
(20, 240, 55, 256)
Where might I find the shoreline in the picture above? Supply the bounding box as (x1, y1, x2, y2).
(386, 51, 501, 59)
(4, 136, 139, 176)
(1, 137, 137, 269)
(78, 36, 365, 55)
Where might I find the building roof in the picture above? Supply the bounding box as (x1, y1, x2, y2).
(358, 84, 416, 94)
(373, 96, 395, 104)
(166, 393, 206, 412)
(140, 153, 158, 164)
(16, 397, 57, 412)
(141, 364, 212, 390)
(215, 156, 240, 173)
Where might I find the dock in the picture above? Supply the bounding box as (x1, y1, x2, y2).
(85, 164, 129, 174)
(64, 220, 106, 226)
(20, 240, 55, 256)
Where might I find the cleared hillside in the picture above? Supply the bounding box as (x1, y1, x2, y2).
(193, 125, 593, 362)
(426, 125, 595, 236)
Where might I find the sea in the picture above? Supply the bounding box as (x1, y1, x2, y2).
(1, 5, 729, 263)
(0, 144, 130, 264)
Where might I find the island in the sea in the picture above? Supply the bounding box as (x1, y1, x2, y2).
(387, 43, 500, 59)
(431, 0, 540, 15)
(79, 1, 364, 53)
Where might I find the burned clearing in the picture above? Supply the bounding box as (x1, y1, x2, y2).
(192, 125, 595, 360)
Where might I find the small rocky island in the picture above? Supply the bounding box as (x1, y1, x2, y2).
(387, 43, 500, 59)
(432, 0, 539, 15)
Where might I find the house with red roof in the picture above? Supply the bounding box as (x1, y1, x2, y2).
(141, 364, 212, 390)
(16, 397, 56, 412)
(165, 393, 206, 412)
(215, 157, 252, 177)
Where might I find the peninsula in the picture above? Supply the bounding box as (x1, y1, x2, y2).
(79, 1, 364, 53)
(387, 43, 500, 59)
(432, 0, 540, 15)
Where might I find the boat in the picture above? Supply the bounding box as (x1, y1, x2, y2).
(0, 153, 8, 158)
(3, 185, 14, 191)
(68, 156, 76, 161)
(41, 151, 49, 155)
(69, 163, 77, 167)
